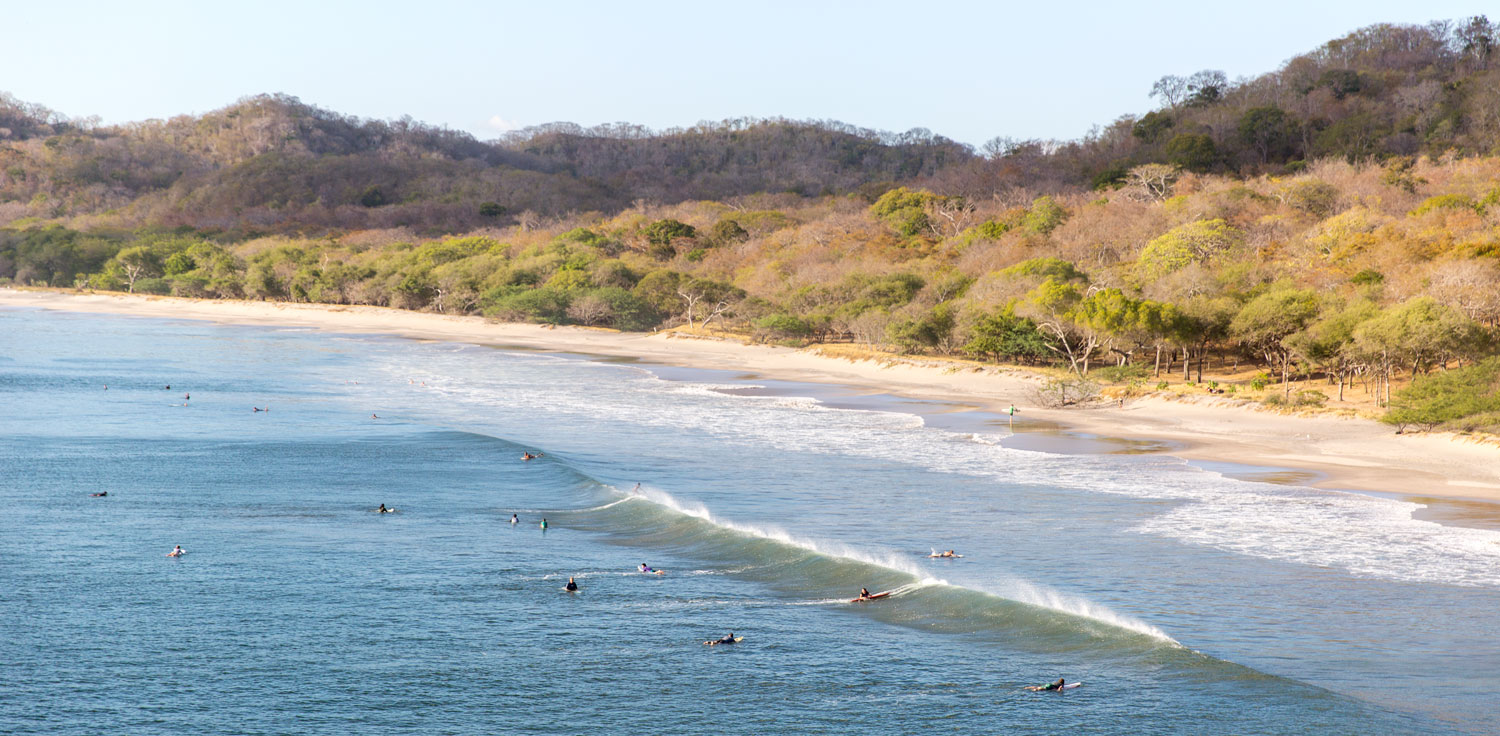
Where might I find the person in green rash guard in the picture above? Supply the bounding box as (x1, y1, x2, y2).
(540, 518, 548, 530)
(1025, 678, 1066, 692)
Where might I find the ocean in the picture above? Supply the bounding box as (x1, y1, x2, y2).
(2, 307, 1496, 735)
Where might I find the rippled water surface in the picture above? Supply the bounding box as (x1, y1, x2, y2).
(2, 308, 1496, 735)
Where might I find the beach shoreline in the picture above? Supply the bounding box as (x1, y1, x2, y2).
(5, 287, 1499, 504)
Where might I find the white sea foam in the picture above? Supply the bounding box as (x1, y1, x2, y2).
(370, 345, 1500, 589)
(623, 485, 1175, 641)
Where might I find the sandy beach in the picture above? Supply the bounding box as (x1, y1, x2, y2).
(5, 287, 1498, 504)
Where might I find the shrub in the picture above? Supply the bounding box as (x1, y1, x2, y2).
(1410, 194, 1477, 217)
(754, 314, 813, 340)
(1136, 219, 1243, 279)
(1020, 196, 1069, 235)
(642, 219, 696, 246)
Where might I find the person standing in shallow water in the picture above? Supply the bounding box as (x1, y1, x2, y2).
(564, 577, 578, 592)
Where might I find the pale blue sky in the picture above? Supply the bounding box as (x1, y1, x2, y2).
(5, 1, 1490, 146)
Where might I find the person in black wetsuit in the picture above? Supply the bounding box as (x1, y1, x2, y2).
(564, 577, 578, 592)
(1025, 678, 1066, 692)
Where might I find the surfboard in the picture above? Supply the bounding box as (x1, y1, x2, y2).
(1025, 682, 1082, 692)
(850, 591, 892, 603)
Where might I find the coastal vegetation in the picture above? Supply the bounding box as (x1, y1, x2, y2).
(2, 17, 1499, 432)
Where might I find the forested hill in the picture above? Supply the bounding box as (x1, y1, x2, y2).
(1, 15, 1496, 234)
(0, 93, 972, 233)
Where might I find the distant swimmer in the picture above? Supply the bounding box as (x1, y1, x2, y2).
(564, 576, 578, 592)
(1024, 678, 1076, 692)
(253, 407, 263, 412)
(183, 393, 190, 400)
(540, 518, 548, 530)
(371, 414, 379, 420)
(638, 563, 664, 575)
(522, 452, 544, 461)
(103, 385, 107, 390)
(510, 514, 519, 525)
(90, 491, 108, 497)
(704, 632, 740, 646)
(929, 549, 962, 558)
(166, 545, 186, 558)
(377, 504, 395, 513)
(164, 385, 171, 390)
(631, 483, 641, 493)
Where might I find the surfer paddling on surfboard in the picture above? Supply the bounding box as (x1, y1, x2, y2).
(1024, 678, 1080, 692)
(704, 633, 741, 646)
(929, 549, 962, 558)
(638, 563, 665, 575)
(851, 587, 892, 602)
(166, 545, 186, 558)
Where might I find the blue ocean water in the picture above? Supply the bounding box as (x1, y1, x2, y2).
(2, 307, 1497, 735)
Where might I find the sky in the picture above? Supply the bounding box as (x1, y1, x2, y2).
(5, 1, 1491, 147)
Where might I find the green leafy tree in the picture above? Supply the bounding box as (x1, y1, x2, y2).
(642, 219, 697, 246)
(1136, 219, 1243, 279)
(113, 246, 159, 293)
(1132, 110, 1175, 143)
(1384, 358, 1500, 432)
(962, 311, 1049, 364)
(1020, 196, 1069, 235)
(1237, 106, 1296, 164)
(1231, 287, 1321, 397)
(1165, 133, 1218, 172)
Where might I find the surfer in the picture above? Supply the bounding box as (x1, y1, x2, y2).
(859, 587, 872, 599)
(639, 563, 660, 574)
(371, 413, 379, 419)
(510, 513, 519, 524)
(377, 504, 392, 513)
(931, 549, 960, 558)
(564, 577, 578, 592)
(1025, 678, 1067, 692)
(90, 491, 107, 497)
(540, 518, 548, 530)
(184, 393, 190, 400)
(522, 452, 544, 461)
(705, 632, 737, 646)
(167, 545, 185, 558)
